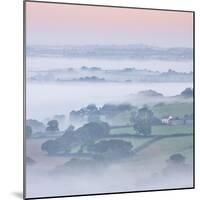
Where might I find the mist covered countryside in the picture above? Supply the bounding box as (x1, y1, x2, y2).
(26, 45, 194, 198)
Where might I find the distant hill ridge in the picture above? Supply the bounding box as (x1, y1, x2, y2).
(27, 44, 193, 61)
(138, 90, 164, 97)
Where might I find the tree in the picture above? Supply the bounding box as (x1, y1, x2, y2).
(41, 121, 110, 155)
(69, 110, 84, 122)
(41, 140, 61, 155)
(130, 111, 137, 123)
(86, 104, 101, 122)
(100, 104, 119, 117)
(86, 104, 98, 112)
(167, 153, 186, 165)
(26, 126, 32, 138)
(76, 122, 110, 142)
(87, 111, 101, 122)
(26, 119, 45, 133)
(133, 107, 154, 135)
(181, 88, 193, 98)
(87, 139, 133, 160)
(41, 139, 71, 155)
(162, 153, 192, 178)
(118, 103, 133, 112)
(46, 120, 59, 132)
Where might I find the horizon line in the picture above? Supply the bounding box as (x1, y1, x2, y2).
(27, 44, 193, 49)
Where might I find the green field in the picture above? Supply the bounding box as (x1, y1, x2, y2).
(109, 101, 193, 138)
(152, 125, 193, 135)
(110, 124, 193, 135)
(152, 102, 193, 118)
(63, 101, 194, 167)
(109, 122, 193, 161)
(136, 136, 193, 163)
(110, 126, 135, 134)
(93, 131, 193, 168)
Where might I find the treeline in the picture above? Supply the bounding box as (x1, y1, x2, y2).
(70, 103, 136, 123)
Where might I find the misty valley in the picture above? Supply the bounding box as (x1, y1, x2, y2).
(26, 51, 193, 196)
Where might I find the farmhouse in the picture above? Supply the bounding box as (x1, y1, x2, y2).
(161, 115, 173, 125)
(161, 115, 193, 125)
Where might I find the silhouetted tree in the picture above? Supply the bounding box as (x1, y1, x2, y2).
(76, 122, 110, 142)
(100, 104, 119, 117)
(162, 153, 192, 178)
(86, 104, 98, 112)
(46, 120, 59, 132)
(181, 88, 193, 97)
(133, 107, 153, 135)
(87, 139, 133, 160)
(41, 121, 110, 155)
(26, 119, 45, 133)
(118, 103, 133, 112)
(87, 111, 101, 122)
(41, 140, 61, 155)
(130, 111, 137, 123)
(69, 110, 85, 122)
(167, 153, 186, 165)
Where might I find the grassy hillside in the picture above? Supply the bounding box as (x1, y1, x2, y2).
(110, 125, 193, 135)
(152, 102, 193, 118)
(152, 125, 193, 135)
(135, 135, 193, 163)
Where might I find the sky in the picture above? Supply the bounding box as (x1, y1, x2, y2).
(26, 2, 193, 47)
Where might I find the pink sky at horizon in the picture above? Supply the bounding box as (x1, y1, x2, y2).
(26, 1, 193, 47)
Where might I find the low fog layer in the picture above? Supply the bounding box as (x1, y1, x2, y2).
(26, 82, 193, 121)
(26, 150, 193, 198)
